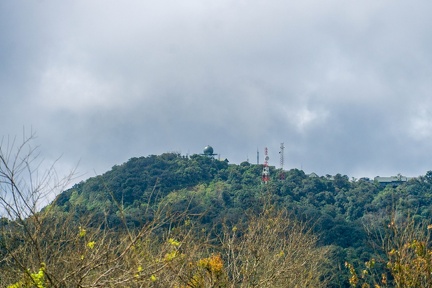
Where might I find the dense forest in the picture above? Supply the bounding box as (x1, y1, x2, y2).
(2, 140, 432, 287)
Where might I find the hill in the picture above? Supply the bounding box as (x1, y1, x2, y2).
(53, 153, 432, 284)
(3, 147, 432, 287)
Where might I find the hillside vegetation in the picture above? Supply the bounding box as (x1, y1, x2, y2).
(2, 138, 432, 287)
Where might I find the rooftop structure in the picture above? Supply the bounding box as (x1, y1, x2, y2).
(374, 174, 413, 186)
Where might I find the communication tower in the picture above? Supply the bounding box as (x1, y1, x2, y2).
(279, 143, 285, 169)
(257, 149, 259, 165)
(262, 147, 270, 183)
(279, 143, 285, 180)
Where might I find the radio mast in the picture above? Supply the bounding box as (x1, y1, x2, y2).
(262, 147, 270, 183)
(279, 143, 285, 169)
(256, 148, 259, 165)
(279, 143, 285, 180)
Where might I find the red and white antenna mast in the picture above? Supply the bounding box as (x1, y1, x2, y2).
(262, 147, 270, 183)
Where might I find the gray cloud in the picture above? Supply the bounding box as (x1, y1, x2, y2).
(2, 0, 432, 183)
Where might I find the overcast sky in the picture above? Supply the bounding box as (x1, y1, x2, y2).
(2, 0, 432, 184)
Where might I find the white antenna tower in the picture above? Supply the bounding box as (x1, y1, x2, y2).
(262, 147, 270, 183)
(279, 142, 285, 170)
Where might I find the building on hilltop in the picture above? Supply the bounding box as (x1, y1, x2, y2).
(374, 174, 413, 187)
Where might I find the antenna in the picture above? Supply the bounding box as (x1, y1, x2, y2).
(279, 143, 285, 169)
(257, 148, 259, 165)
(262, 147, 270, 183)
(279, 143, 285, 180)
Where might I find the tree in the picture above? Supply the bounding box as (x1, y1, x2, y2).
(347, 212, 432, 287)
(0, 134, 330, 287)
(220, 207, 331, 287)
(0, 133, 180, 287)
(0, 132, 74, 286)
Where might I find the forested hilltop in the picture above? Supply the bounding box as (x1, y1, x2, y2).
(3, 148, 432, 287)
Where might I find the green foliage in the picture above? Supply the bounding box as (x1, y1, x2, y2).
(346, 215, 432, 288)
(6, 147, 432, 287)
(8, 266, 45, 288)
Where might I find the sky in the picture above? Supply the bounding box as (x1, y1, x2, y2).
(2, 0, 432, 186)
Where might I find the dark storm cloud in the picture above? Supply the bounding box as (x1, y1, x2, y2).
(2, 0, 432, 182)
